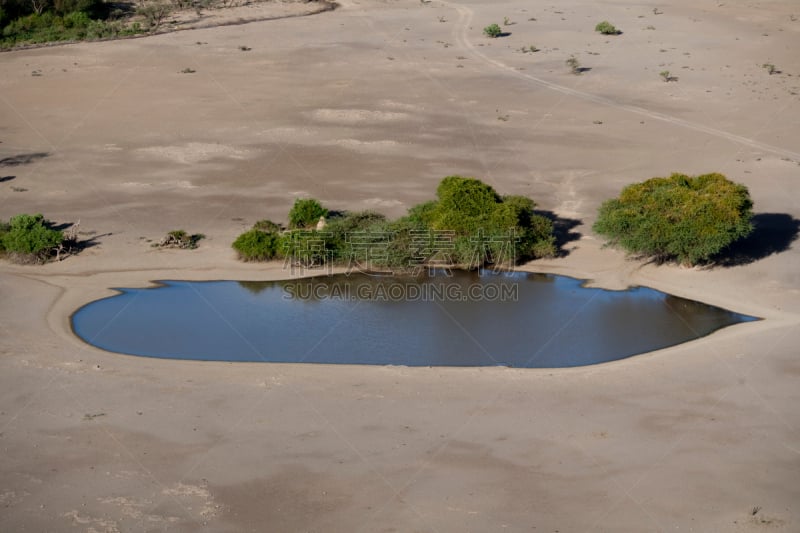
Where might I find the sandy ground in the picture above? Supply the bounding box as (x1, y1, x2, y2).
(1, 0, 799, 531)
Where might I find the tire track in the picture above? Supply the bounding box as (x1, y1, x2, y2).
(442, 0, 800, 160)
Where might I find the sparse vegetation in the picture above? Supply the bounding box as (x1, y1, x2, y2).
(152, 230, 205, 249)
(595, 21, 621, 35)
(180, 67, 196, 74)
(483, 23, 502, 38)
(593, 172, 754, 266)
(762, 63, 778, 75)
(660, 70, 673, 82)
(566, 55, 581, 74)
(136, 2, 170, 31)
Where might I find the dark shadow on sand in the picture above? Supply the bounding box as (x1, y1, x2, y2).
(715, 213, 800, 267)
(0, 153, 49, 167)
(535, 210, 583, 258)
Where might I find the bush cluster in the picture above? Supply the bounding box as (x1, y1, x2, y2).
(593, 172, 754, 265)
(0, 0, 145, 48)
(232, 176, 557, 270)
(0, 213, 64, 263)
(1, 10, 143, 47)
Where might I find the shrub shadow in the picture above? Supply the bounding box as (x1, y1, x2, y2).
(535, 210, 582, 257)
(48, 221, 76, 231)
(715, 213, 800, 266)
(0, 153, 49, 167)
(70, 232, 110, 254)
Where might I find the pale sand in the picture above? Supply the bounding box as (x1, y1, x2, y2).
(1, 0, 799, 531)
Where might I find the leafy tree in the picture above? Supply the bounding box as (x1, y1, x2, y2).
(1, 213, 63, 262)
(593, 172, 754, 265)
(288, 198, 328, 229)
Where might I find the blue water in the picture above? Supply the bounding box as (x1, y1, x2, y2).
(71, 270, 757, 367)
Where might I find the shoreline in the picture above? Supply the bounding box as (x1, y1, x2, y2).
(5, 258, 787, 382)
(2, 240, 790, 379)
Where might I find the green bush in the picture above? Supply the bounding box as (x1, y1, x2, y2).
(232, 179, 555, 269)
(232, 228, 282, 261)
(483, 23, 502, 38)
(405, 200, 437, 227)
(324, 211, 390, 265)
(279, 229, 336, 267)
(53, 0, 106, 17)
(1, 9, 143, 47)
(593, 172, 754, 265)
(0, 220, 9, 253)
(426, 176, 555, 266)
(595, 21, 620, 35)
(1, 213, 63, 263)
(431, 176, 500, 234)
(252, 219, 282, 232)
(288, 198, 328, 229)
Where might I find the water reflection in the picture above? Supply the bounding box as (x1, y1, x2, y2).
(71, 271, 758, 367)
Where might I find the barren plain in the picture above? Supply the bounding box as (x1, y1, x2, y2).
(1, 0, 799, 531)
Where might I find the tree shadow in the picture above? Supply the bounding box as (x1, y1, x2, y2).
(0, 176, 15, 183)
(45, 219, 109, 257)
(715, 213, 800, 267)
(535, 210, 583, 257)
(576, 67, 592, 74)
(48, 221, 76, 231)
(70, 232, 111, 254)
(239, 280, 272, 295)
(0, 152, 49, 167)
